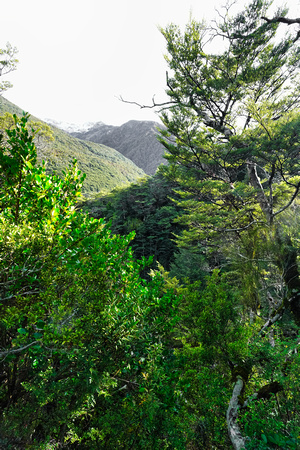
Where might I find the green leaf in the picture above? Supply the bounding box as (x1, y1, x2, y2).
(17, 328, 27, 335)
(261, 434, 267, 444)
(33, 332, 43, 339)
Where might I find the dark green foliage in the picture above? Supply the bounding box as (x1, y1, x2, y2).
(169, 246, 209, 283)
(82, 171, 185, 271)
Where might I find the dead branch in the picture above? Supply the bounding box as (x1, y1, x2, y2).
(259, 312, 283, 335)
(119, 95, 176, 111)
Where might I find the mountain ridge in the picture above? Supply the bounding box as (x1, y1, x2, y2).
(0, 96, 146, 195)
(71, 119, 166, 175)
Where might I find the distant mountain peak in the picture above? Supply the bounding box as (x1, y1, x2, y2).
(44, 118, 103, 134)
(71, 120, 166, 175)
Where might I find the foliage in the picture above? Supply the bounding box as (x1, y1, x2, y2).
(156, 0, 300, 447)
(82, 170, 185, 272)
(0, 114, 184, 448)
(158, 0, 300, 316)
(2, 7, 300, 447)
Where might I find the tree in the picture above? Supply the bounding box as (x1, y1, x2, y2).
(156, 0, 300, 447)
(158, 0, 300, 316)
(0, 42, 18, 94)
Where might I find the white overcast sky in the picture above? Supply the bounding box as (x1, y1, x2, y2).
(1, 0, 299, 126)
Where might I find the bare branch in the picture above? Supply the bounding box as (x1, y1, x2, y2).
(247, 162, 272, 223)
(262, 16, 300, 42)
(119, 95, 176, 111)
(259, 312, 283, 335)
(221, 220, 265, 233)
(1, 289, 40, 301)
(273, 182, 300, 218)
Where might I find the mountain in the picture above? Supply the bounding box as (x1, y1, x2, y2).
(71, 120, 166, 176)
(0, 97, 145, 195)
(44, 118, 101, 134)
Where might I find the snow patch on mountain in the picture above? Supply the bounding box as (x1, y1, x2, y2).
(44, 118, 103, 134)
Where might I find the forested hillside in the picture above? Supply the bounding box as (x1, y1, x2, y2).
(1, 1, 300, 449)
(0, 96, 145, 195)
(81, 171, 186, 275)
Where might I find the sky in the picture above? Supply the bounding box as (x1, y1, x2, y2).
(1, 0, 299, 126)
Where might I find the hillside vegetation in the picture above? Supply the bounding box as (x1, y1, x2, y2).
(1, 2, 300, 449)
(0, 96, 145, 195)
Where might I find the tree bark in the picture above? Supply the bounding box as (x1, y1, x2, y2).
(226, 377, 246, 450)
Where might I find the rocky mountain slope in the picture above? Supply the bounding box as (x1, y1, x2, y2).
(0, 97, 145, 195)
(70, 120, 166, 175)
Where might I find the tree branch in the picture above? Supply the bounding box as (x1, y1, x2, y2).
(259, 312, 283, 335)
(262, 16, 300, 26)
(221, 220, 265, 233)
(247, 162, 272, 223)
(0, 341, 39, 359)
(262, 16, 300, 42)
(273, 182, 300, 218)
(119, 95, 176, 111)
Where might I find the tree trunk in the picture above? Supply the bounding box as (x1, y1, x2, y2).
(226, 377, 246, 450)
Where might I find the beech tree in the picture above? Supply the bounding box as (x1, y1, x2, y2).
(155, 0, 300, 447)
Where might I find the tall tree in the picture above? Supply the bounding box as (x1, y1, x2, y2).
(156, 0, 300, 447)
(158, 0, 300, 318)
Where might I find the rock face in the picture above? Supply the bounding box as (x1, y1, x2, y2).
(71, 120, 166, 175)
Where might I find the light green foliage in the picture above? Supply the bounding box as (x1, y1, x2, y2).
(159, 0, 300, 236)
(0, 113, 73, 225)
(0, 115, 183, 448)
